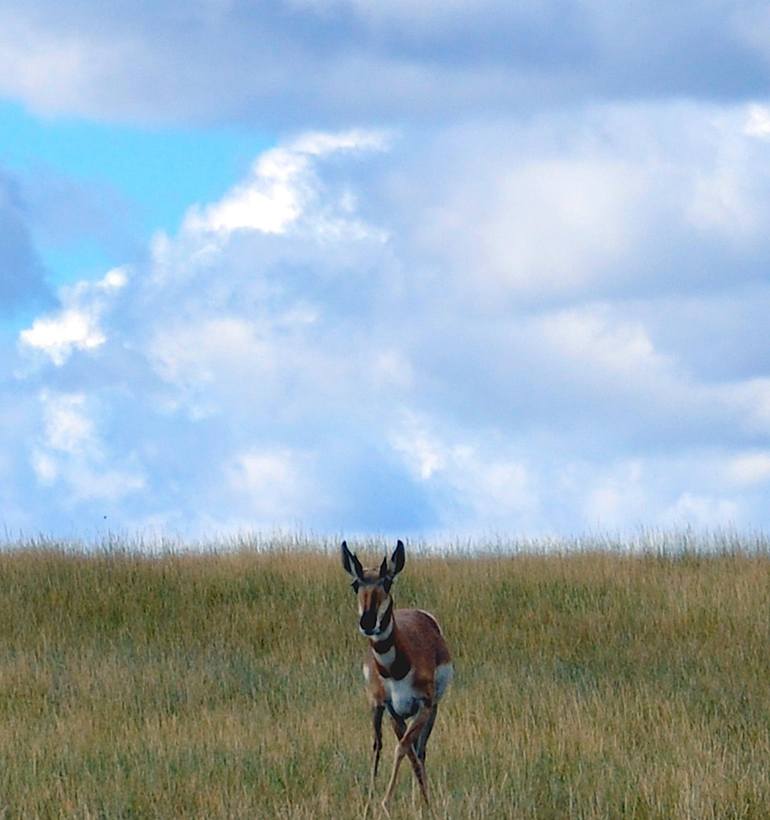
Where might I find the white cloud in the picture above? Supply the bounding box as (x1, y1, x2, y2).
(21, 309, 106, 365)
(390, 414, 447, 481)
(39, 392, 95, 455)
(32, 390, 144, 503)
(225, 447, 323, 523)
(725, 379, 770, 436)
(19, 267, 128, 365)
(183, 148, 305, 236)
(582, 461, 647, 530)
(744, 104, 770, 139)
(406, 155, 645, 303)
(370, 350, 414, 390)
(30, 449, 58, 484)
(663, 493, 740, 529)
(182, 130, 388, 238)
(0, 15, 91, 115)
(148, 316, 269, 389)
(144, 307, 351, 424)
(389, 103, 770, 313)
(478, 159, 642, 295)
(538, 307, 665, 379)
(726, 452, 770, 486)
(390, 413, 538, 531)
(290, 130, 389, 156)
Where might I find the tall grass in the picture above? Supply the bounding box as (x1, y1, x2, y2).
(1, 536, 769, 817)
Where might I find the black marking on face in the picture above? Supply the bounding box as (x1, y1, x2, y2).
(359, 598, 378, 633)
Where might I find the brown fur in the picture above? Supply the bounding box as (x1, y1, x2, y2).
(364, 608, 451, 704)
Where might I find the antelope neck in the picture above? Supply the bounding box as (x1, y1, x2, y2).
(370, 599, 394, 653)
(369, 600, 411, 681)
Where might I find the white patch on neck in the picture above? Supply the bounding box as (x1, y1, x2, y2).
(374, 644, 396, 666)
(376, 618, 393, 642)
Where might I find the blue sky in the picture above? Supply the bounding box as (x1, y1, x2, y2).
(0, 100, 268, 288)
(3, 1, 770, 540)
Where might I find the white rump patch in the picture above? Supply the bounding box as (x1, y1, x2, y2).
(435, 663, 453, 701)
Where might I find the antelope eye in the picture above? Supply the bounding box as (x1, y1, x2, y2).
(351, 580, 360, 593)
(382, 579, 392, 594)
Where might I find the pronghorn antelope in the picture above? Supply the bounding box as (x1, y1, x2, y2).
(341, 539, 453, 812)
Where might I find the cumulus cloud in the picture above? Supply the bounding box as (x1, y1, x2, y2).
(5, 0, 770, 542)
(6, 108, 770, 537)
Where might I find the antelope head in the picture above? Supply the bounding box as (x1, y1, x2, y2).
(341, 540, 405, 638)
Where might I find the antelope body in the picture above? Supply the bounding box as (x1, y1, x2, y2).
(341, 540, 453, 812)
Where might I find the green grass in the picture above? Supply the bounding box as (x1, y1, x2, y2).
(1, 536, 770, 817)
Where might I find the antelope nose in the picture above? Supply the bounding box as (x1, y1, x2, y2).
(360, 609, 377, 633)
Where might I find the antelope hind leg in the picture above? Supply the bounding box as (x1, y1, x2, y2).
(416, 704, 438, 763)
(381, 703, 432, 810)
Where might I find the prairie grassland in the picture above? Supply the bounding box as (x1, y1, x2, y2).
(1, 538, 770, 818)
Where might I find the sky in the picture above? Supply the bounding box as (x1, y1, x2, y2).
(3, 1, 770, 541)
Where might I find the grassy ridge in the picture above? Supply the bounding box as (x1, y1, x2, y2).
(1, 541, 770, 817)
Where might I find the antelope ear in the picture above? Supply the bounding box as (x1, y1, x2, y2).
(341, 541, 364, 581)
(387, 539, 406, 578)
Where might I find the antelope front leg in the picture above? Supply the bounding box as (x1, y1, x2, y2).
(381, 701, 433, 811)
(370, 704, 384, 788)
(363, 705, 384, 818)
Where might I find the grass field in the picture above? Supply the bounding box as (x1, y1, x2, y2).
(1, 534, 770, 818)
